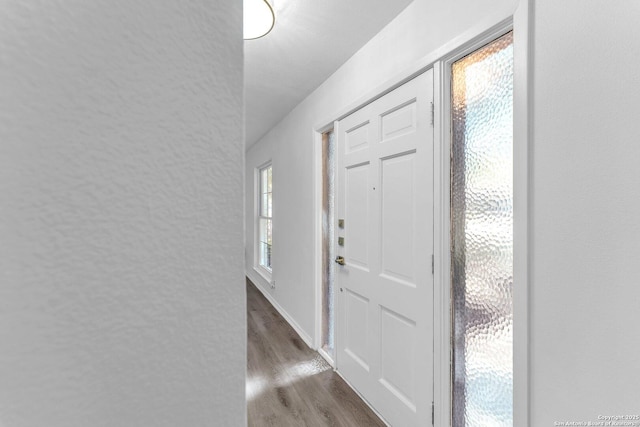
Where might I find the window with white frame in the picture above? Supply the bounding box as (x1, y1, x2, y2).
(257, 164, 272, 272)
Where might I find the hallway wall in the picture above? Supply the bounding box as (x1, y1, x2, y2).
(245, 0, 518, 345)
(0, 1, 245, 426)
(530, 0, 640, 423)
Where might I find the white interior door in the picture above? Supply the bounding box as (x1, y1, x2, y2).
(335, 70, 434, 427)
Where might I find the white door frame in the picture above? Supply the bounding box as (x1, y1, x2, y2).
(313, 123, 338, 367)
(312, 2, 530, 423)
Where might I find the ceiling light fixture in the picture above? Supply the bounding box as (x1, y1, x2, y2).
(244, 0, 275, 40)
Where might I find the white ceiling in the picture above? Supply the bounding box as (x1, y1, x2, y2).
(244, 0, 413, 147)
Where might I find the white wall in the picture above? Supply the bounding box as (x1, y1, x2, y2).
(245, 0, 518, 346)
(530, 0, 640, 423)
(0, 1, 245, 426)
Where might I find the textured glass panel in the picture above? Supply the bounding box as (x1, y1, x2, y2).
(451, 31, 513, 427)
(321, 130, 336, 355)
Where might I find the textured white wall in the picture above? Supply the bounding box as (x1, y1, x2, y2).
(0, 1, 245, 426)
(245, 0, 518, 346)
(530, 0, 640, 423)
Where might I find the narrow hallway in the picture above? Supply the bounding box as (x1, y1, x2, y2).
(246, 278, 386, 427)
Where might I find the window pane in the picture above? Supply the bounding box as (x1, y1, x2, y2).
(259, 242, 271, 270)
(259, 218, 272, 270)
(266, 242, 271, 269)
(259, 218, 267, 244)
(259, 165, 273, 219)
(451, 31, 513, 427)
(261, 194, 268, 217)
(261, 168, 268, 194)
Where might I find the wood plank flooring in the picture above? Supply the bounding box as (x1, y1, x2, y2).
(246, 278, 386, 427)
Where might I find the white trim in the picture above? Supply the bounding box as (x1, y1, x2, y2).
(252, 166, 260, 275)
(432, 59, 452, 427)
(512, 1, 531, 425)
(246, 271, 314, 349)
(313, 129, 324, 350)
(331, 119, 342, 373)
(253, 265, 272, 285)
(313, 125, 338, 354)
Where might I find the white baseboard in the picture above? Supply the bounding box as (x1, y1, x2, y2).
(245, 271, 314, 349)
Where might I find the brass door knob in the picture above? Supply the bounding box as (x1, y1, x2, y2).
(335, 256, 346, 266)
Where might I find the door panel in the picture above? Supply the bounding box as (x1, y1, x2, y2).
(345, 120, 371, 153)
(380, 306, 417, 407)
(345, 289, 370, 370)
(345, 164, 370, 269)
(381, 100, 417, 141)
(335, 70, 433, 427)
(381, 152, 417, 285)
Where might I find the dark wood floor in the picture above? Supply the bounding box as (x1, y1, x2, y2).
(246, 278, 386, 427)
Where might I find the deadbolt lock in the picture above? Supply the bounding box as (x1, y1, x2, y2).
(335, 256, 346, 266)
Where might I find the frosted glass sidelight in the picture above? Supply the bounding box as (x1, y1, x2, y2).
(451, 31, 513, 427)
(321, 130, 336, 355)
